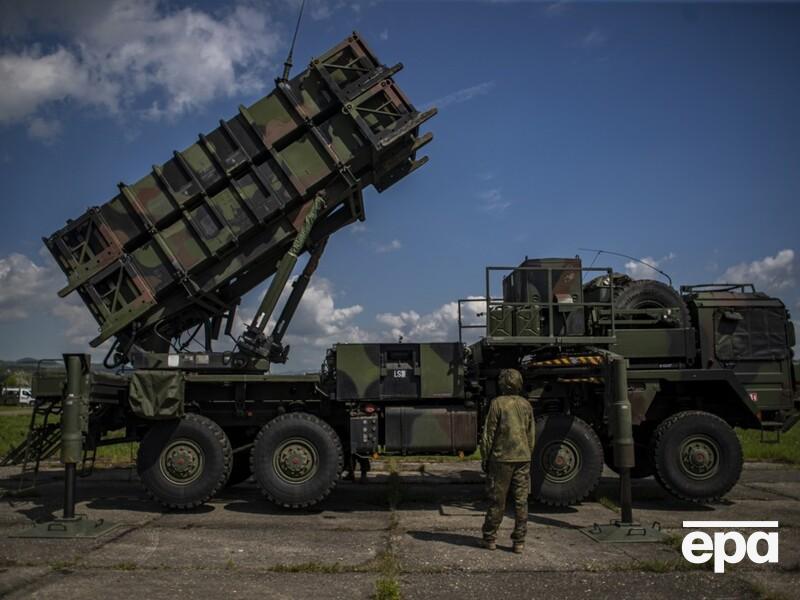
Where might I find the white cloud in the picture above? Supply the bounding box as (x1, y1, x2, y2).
(286, 278, 364, 340)
(544, 1, 571, 18)
(304, 0, 365, 21)
(477, 188, 511, 213)
(376, 297, 484, 343)
(0, 46, 110, 123)
(51, 299, 103, 348)
(624, 253, 675, 280)
(424, 81, 495, 110)
(581, 29, 608, 48)
(379, 28, 389, 41)
(0, 251, 107, 359)
(0, 253, 55, 320)
(376, 239, 402, 253)
(235, 276, 368, 371)
(27, 117, 62, 143)
(721, 249, 795, 292)
(0, 1, 281, 125)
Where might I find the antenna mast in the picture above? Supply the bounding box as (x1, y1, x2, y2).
(579, 247, 673, 287)
(282, 0, 307, 81)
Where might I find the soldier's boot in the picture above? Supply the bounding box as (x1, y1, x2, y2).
(481, 538, 497, 551)
(512, 542, 524, 554)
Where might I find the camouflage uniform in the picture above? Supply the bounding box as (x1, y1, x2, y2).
(481, 369, 535, 546)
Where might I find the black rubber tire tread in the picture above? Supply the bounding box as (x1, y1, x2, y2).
(250, 412, 343, 509)
(651, 410, 743, 503)
(137, 413, 232, 510)
(531, 414, 605, 506)
(614, 279, 690, 327)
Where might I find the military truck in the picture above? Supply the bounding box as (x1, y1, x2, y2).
(9, 35, 798, 512)
(321, 258, 797, 507)
(458, 259, 797, 504)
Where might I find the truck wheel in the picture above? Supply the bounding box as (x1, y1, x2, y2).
(137, 413, 232, 509)
(614, 279, 690, 327)
(651, 411, 742, 503)
(251, 412, 344, 508)
(531, 415, 604, 506)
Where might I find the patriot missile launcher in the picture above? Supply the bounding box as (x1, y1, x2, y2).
(9, 32, 796, 529)
(45, 33, 435, 370)
(15, 34, 438, 514)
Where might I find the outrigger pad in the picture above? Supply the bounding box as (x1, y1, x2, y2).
(580, 519, 668, 543)
(10, 515, 124, 539)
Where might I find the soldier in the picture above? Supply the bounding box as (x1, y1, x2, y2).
(480, 368, 535, 553)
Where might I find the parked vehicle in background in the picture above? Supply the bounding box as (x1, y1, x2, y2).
(1, 387, 34, 406)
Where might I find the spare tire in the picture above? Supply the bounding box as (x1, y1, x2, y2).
(614, 279, 689, 327)
(583, 273, 631, 304)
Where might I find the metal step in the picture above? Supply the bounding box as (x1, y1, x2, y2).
(760, 422, 782, 444)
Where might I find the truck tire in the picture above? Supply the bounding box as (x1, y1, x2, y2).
(614, 279, 690, 327)
(531, 415, 604, 506)
(251, 412, 344, 508)
(651, 411, 743, 503)
(137, 413, 232, 509)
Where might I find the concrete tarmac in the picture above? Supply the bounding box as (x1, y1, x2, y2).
(1, 461, 798, 599)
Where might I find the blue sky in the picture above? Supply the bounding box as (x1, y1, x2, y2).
(0, 0, 798, 369)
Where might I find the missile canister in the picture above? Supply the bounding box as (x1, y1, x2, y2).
(45, 33, 435, 355)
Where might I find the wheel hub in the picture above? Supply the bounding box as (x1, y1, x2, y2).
(541, 440, 581, 483)
(273, 438, 319, 484)
(160, 439, 204, 486)
(679, 435, 719, 480)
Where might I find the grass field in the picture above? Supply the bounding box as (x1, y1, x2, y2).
(0, 412, 137, 465)
(736, 426, 800, 464)
(1, 411, 799, 466)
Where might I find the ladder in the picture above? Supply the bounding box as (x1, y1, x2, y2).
(0, 399, 63, 493)
(759, 421, 782, 444)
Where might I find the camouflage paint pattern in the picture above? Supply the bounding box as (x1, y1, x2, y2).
(44, 33, 436, 352)
(482, 461, 530, 543)
(336, 344, 381, 400)
(335, 342, 464, 401)
(480, 394, 535, 463)
(420, 343, 464, 399)
(384, 406, 477, 454)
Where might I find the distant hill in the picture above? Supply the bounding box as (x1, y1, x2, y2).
(1, 358, 113, 374)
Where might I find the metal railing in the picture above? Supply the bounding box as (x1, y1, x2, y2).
(457, 265, 618, 346)
(680, 283, 757, 295)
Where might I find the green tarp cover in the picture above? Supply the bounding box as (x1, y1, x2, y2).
(129, 370, 185, 418)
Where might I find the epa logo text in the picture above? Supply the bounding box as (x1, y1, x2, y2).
(681, 521, 779, 573)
